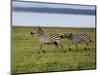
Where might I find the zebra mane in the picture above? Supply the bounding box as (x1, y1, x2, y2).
(36, 27, 45, 36)
(37, 27, 44, 33)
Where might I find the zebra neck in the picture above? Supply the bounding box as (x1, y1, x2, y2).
(37, 28, 45, 38)
(67, 36, 73, 40)
(38, 32, 45, 38)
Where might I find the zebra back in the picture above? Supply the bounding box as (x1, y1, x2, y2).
(31, 27, 63, 43)
(63, 32, 93, 43)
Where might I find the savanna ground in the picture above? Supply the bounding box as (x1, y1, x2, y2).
(12, 26, 96, 74)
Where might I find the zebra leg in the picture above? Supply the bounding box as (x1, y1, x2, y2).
(40, 44, 43, 49)
(75, 44, 78, 51)
(40, 44, 46, 53)
(54, 42, 63, 48)
(87, 43, 91, 50)
(59, 43, 66, 52)
(54, 42, 59, 48)
(68, 44, 71, 51)
(56, 42, 66, 52)
(88, 39, 93, 50)
(85, 43, 89, 50)
(59, 43, 63, 48)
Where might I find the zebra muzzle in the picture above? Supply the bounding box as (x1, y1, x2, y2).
(30, 32, 33, 35)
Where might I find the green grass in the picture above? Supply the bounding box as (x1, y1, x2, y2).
(12, 26, 96, 74)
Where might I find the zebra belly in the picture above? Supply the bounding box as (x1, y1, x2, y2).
(39, 38, 56, 44)
(72, 35, 82, 43)
(39, 34, 60, 44)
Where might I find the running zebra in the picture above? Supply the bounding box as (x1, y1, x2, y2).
(30, 27, 64, 53)
(62, 32, 93, 50)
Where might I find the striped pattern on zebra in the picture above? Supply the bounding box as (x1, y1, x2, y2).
(30, 27, 64, 53)
(62, 32, 93, 50)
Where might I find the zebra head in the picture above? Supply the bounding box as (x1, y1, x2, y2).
(30, 27, 43, 36)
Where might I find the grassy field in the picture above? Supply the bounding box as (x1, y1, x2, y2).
(12, 26, 96, 74)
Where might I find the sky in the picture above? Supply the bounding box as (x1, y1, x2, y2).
(12, 1, 96, 28)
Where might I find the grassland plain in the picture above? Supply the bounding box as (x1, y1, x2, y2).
(12, 26, 96, 74)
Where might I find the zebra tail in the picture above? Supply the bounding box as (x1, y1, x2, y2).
(89, 38, 93, 43)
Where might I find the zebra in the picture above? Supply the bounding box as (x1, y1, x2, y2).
(30, 27, 64, 53)
(61, 32, 93, 50)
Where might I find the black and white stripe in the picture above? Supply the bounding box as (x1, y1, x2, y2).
(62, 32, 93, 50)
(30, 27, 64, 53)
